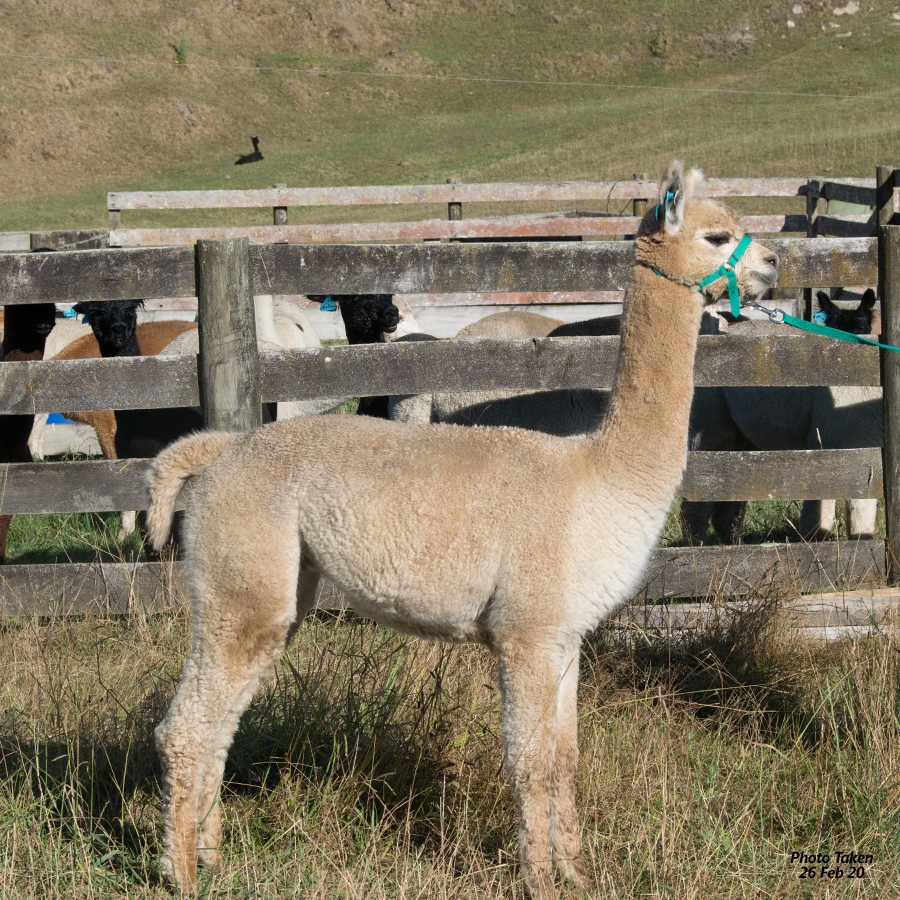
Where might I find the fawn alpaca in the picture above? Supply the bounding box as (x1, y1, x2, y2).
(145, 161, 778, 897)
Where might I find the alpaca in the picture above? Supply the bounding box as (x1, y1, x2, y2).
(143, 162, 778, 896)
(387, 309, 639, 433)
(388, 310, 573, 427)
(235, 136, 263, 165)
(307, 293, 427, 418)
(681, 289, 882, 544)
(0, 300, 57, 563)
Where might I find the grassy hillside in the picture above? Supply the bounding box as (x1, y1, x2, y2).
(1, 1, 900, 231)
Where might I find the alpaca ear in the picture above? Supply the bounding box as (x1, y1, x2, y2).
(657, 160, 686, 235)
(816, 291, 837, 315)
(861, 288, 876, 310)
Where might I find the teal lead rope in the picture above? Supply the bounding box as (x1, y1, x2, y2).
(743, 300, 900, 354)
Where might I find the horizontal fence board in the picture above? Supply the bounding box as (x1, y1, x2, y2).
(611, 592, 896, 631)
(0, 239, 877, 304)
(109, 214, 810, 248)
(0, 449, 883, 515)
(249, 241, 634, 294)
(400, 291, 626, 306)
(0, 561, 184, 615)
(765, 237, 876, 287)
(0, 245, 194, 305)
(680, 448, 883, 501)
(111, 214, 637, 246)
(818, 182, 878, 207)
(0, 232, 31, 253)
(637, 540, 886, 600)
(0, 447, 881, 514)
(815, 216, 874, 239)
(0, 355, 199, 413)
(108, 178, 820, 212)
(0, 334, 882, 414)
(0, 542, 887, 614)
(0, 459, 154, 514)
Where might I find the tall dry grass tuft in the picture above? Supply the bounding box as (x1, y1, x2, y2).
(0, 580, 897, 896)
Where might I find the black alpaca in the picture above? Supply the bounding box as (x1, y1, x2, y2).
(816, 289, 877, 333)
(309, 294, 404, 418)
(235, 137, 263, 165)
(0, 300, 58, 562)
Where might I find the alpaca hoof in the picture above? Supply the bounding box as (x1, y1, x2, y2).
(197, 847, 223, 870)
(523, 870, 556, 900)
(159, 853, 197, 894)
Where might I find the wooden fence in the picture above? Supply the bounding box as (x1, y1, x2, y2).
(2, 212, 900, 630)
(106, 175, 893, 328)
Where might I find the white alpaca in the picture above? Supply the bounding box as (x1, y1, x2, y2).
(142, 162, 778, 897)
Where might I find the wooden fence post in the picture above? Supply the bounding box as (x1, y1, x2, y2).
(878, 167, 900, 582)
(879, 223, 900, 583)
(803, 178, 824, 319)
(632, 173, 648, 218)
(109, 209, 120, 231)
(447, 176, 462, 222)
(273, 183, 288, 226)
(195, 238, 262, 432)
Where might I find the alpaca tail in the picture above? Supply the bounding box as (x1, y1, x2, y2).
(144, 431, 239, 550)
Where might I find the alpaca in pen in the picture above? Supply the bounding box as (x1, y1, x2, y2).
(143, 161, 778, 897)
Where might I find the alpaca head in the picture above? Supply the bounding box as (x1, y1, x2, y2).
(636, 161, 778, 307)
(816, 288, 878, 335)
(73, 298, 145, 355)
(315, 294, 400, 344)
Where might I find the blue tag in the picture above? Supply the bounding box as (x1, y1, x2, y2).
(814, 310, 828, 324)
(62, 305, 76, 318)
(320, 296, 337, 312)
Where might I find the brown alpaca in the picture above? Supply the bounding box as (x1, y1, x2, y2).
(143, 162, 778, 897)
(50, 320, 200, 458)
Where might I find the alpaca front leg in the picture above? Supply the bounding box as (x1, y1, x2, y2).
(498, 641, 561, 900)
(549, 645, 590, 892)
(155, 657, 206, 892)
(846, 499, 877, 540)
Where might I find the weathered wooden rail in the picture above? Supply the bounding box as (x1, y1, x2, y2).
(106, 176, 890, 246)
(2, 199, 899, 623)
(106, 175, 893, 329)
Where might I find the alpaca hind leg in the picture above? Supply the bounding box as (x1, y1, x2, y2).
(800, 500, 835, 541)
(497, 638, 565, 900)
(710, 501, 746, 545)
(679, 500, 714, 545)
(194, 569, 320, 870)
(156, 565, 307, 889)
(548, 643, 590, 891)
(847, 499, 877, 540)
(117, 510, 136, 541)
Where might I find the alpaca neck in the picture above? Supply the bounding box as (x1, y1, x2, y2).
(592, 264, 703, 493)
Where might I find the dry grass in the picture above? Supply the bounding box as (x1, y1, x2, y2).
(0, 574, 898, 898)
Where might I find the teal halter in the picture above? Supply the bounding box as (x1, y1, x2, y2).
(650, 232, 900, 352)
(696, 234, 754, 317)
(650, 234, 753, 313)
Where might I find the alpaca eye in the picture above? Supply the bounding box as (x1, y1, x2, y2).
(706, 234, 731, 247)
